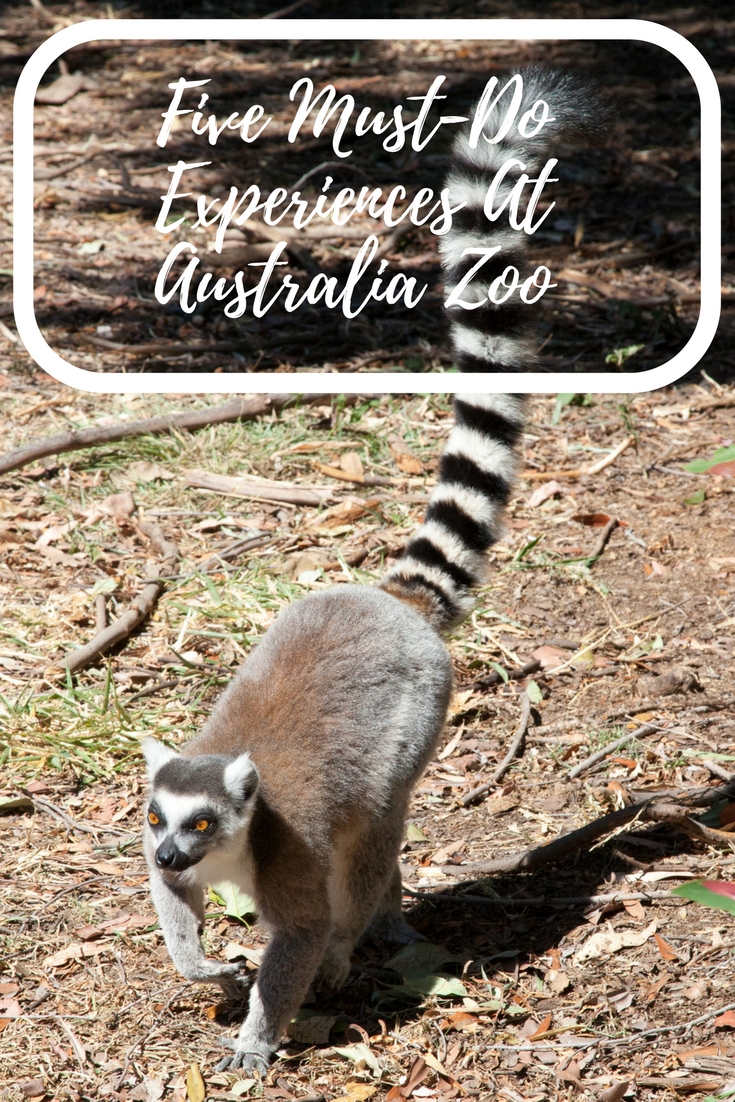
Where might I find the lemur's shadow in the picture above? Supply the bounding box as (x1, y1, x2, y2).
(213, 828, 695, 1051)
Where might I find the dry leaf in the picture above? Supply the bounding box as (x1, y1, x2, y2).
(623, 899, 646, 921)
(714, 1011, 735, 1028)
(332, 1085, 377, 1102)
(0, 998, 21, 1018)
(125, 461, 175, 483)
(574, 920, 656, 963)
(643, 975, 670, 1003)
(36, 73, 85, 104)
(682, 981, 708, 1001)
(607, 987, 635, 1012)
(39, 545, 85, 567)
(528, 1013, 553, 1040)
(19, 1080, 45, 1099)
(35, 521, 75, 548)
(572, 512, 613, 527)
(340, 452, 364, 478)
(599, 1082, 630, 1102)
(546, 969, 571, 995)
(388, 435, 423, 474)
(430, 838, 466, 865)
(528, 480, 564, 508)
(532, 645, 572, 669)
(485, 793, 520, 816)
(43, 941, 110, 969)
(185, 1064, 205, 1102)
(654, 933, 679, 961)
(557, 1058, 582, 1088)
(99, 491, 136, 520)
(75, 913, 149, 940)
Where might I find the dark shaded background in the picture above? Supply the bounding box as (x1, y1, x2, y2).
(1, 1, 732, 380)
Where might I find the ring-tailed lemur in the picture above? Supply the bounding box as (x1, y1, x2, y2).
(142, 70, 586, 1073)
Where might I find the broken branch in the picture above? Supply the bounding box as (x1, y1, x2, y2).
(452, 802, 649, 876)
(58, 525, 178, 674)
(0, 394, 357, 477)
(521, 435, 635, 481)
(462, 692, 532, 806)
(568, 721, 663, 779)
(465, 657, 541, 691)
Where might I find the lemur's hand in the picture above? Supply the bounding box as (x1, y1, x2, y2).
(183, 959, 250, 1001)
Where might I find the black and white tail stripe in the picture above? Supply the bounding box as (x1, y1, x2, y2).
(379, 71, 598, 627)
(380, 393, 526, 630)
(441, 68, 592, 373)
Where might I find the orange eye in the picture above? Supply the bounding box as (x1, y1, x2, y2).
(195, 819, 210, 832)
(147, 811, 159, 826)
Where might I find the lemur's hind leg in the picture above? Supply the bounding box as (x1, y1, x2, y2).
(365, 863, 425, 945)
(320, 815, 406, 988)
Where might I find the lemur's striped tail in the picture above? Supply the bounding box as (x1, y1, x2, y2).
(441, 67, 594, 373)
(379, 70, 594, 629)
(379, 394, 526, 630)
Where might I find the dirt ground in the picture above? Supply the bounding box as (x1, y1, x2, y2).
(2, 3, 735, 1102)
(1, 372, 735, 1102)
(0, 1, 733, 377)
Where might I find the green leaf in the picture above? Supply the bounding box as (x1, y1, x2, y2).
(208, 882, 256, 922)
(489, 662, 509, 684)
(333, 1042, 381, 1077)
(671, 880, 735, 915)
(288, 1010, 337, 1044)
(406, 821, 429, 842)
(683, 444, 735, 473)
(526, 680, 543, 705)
(551, 394, 575, 425)
(403, 973, 469, 998)
(513, 534, 544, 563)
(385, 941, 463, 977)
(683, 489, 705, 505)
(0, 795, 33, 814)
(89, 576, 118, 598)
(604, 344, 645, 368)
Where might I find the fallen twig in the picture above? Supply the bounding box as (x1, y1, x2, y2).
(0, 394, 355, 477)
(589, 517, 618, 561)
(406, 888, 688, 906)
(521, 436, 635, 481)
(599, 998, 735, 1048)
(182, 468, 333, 506)
(462, 693, 532, 807)
(545, 600, 692, 678)
(465, 657, 541, 691)
(94, 593, 107, 634)
(199, 534, 275, 571)
(568, 721, 664, 779)
(58, 528, 178, 674)
(314, 461, 400, 488)
(702, 759, 735, 783)
(29, 795, 102, 836)
(448, 802, 649, 875)
(643, 802, 735, 848)
(450, 796, 735, 878)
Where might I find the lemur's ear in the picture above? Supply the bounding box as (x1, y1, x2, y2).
(223, 753, 259, 805)
(141, 738, 178, 781)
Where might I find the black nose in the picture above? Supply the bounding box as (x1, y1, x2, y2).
(155, 840, 178, 869)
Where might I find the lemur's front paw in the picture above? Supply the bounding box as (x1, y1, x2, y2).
(186, 960, 249, 1001)
(215, 1036, 272, 1073)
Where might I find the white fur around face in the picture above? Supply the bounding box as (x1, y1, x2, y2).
(141, 738, 178, 781)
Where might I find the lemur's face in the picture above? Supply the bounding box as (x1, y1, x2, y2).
(142, 741, 258, 876)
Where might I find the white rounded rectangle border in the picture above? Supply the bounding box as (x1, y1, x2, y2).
(14, 18, 721, 395)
